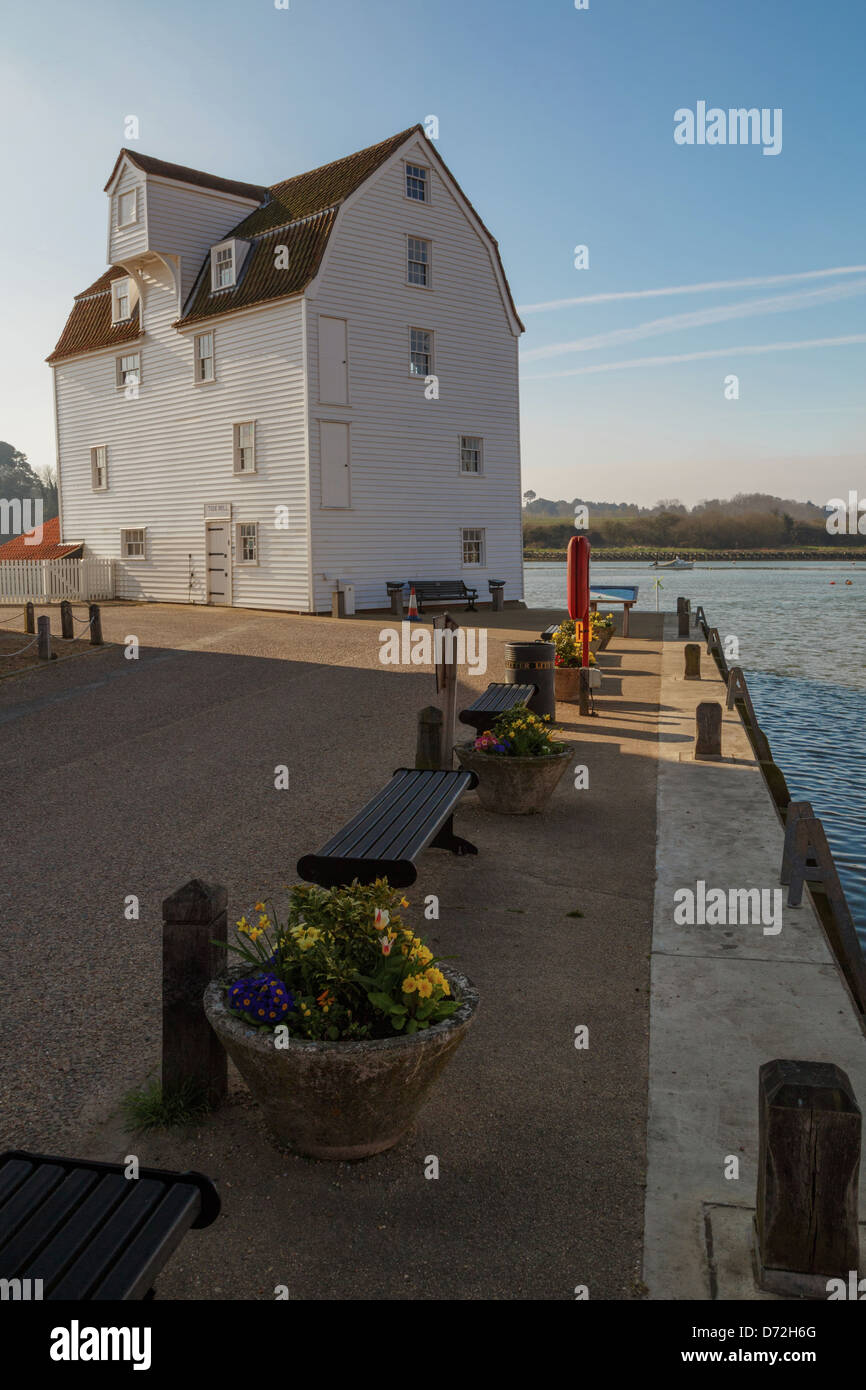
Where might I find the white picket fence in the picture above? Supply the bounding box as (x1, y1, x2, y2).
(0, 557, 115, 603)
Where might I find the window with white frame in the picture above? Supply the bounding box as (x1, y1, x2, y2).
(405, 163, 429, 202)
(237, 522, 258, 564)
(195, 332, 214, 382)
(121, 528, 146, 559)
(116, 352, 141, 388)
(90, 445, 108, 491)
(211, 243, 236, 290)
(111, 278, 131, 324)
(407, 236, 430, 287)
(462, 527, 485, 566)
(117, 189, 137, 227)
(409, 327, 432, 377)
(233, 421, 256, 473)
(460, 436, 483, 474)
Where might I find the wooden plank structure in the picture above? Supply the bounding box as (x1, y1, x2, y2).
(297, 768, 478, 888)
(0, 1150, 219, 1300)
(781, 803, 866, 1014)
(755, 1060, 861, 1297)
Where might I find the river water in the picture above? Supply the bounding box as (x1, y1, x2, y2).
(525, 561, 866, 938)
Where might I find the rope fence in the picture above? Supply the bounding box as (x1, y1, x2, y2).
(0, 602, 103, 664)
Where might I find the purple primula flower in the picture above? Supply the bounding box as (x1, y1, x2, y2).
(228, 971, 294, 1026)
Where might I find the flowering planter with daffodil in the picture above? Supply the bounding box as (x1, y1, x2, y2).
(454, 706, 571, 814)
(203, 879, 478, 1160)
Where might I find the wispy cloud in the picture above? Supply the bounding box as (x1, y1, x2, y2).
(524, 334, 866, 380)
(521, 280, 866, 362)
(519, 265, 866, 315)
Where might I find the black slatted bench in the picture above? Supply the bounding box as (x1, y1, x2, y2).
(409, 580, 478, 612)
(540, 623, 559, 640)
(459, 682, 536, 733)
(0, 1150, 220, 1300)
(297, 768, 478, 888)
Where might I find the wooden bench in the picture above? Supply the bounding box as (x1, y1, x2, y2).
(460, 682, 536, 733)
(297, 768, 478, 888)
(0, 1150, 220, 1300)
(409, 580, 478, 612)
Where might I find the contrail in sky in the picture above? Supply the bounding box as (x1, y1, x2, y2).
(523, 334, 866, 380)
(518, 265, 866, 314)
(521, 280, 866, 361)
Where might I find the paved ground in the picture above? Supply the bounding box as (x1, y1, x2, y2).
(0, 599, 662, 1300)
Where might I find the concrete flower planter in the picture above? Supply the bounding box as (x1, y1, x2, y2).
(597, 628, 614, 651)
(203, 965, 478, 1161)
(455, 741, 571, 814)
(554, 664, 584, 703)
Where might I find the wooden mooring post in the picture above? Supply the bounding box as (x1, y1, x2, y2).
(415, 705, 444, 770)
(89, 603, 103, 645)
(694, 701, 722, 758)
(60, 600, 73, 639)
(676, 596, 690, 637)
(24, 601, 35, 634)
(37, 615, 52, 661)
(755, 1059, 861, 1297)
(162, 879, 228, 1106)
(684, 643, 701, 680)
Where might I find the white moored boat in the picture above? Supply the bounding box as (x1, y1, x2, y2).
(651, 555, 694, 570)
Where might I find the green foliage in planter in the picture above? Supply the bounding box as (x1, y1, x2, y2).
(473, 705, 566, 757)
(224, 880, 460, 1042)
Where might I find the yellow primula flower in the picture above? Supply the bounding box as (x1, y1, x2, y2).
(402, 975, 419, 994)
(413, 945, 433, 966)
(416, 977, 433, 999)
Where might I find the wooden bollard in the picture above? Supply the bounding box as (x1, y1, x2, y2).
(89, 603, 103, 645)
(162, 879, 228, 1106)
(331, 588, 346, 619)
(415, 705, 443, 770)
(756, 1059, 861, 1297)
(684, 643, 701, 680)
(695, 701, 722, 758)
(37, 615, 52, 661)
(678, 607, 689, 637)
(60, 600, 73, 639)
(578, 665, 591, 716)
(25, 601, 35, 634)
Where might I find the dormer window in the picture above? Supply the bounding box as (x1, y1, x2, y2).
(117, 189, 137, 227)
(211, 242, 236, 290)
(111, 278, 132, 324)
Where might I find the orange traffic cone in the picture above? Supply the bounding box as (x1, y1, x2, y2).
(407, 585, 421, 621)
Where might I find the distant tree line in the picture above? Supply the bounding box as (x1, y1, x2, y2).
(0, 441, 58, 533)
(522, 491, 865, 550)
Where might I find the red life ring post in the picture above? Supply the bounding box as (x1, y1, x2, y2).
(566, 534, 591, 667)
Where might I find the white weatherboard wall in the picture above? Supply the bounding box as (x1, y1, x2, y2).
(144, 177, 260, 303)
(54, 267, 310, 610)
(306, 137, 523, 612)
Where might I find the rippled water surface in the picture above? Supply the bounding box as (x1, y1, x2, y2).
(525, 561, 866, 935)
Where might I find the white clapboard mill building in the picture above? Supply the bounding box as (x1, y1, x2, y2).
(48, 126, 524, 612)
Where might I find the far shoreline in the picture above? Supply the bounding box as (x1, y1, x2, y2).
(524, 547, 865, 563)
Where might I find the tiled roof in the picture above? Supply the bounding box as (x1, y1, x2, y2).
(46, 267, 143, 363)
(0, 515, 83, 561)
(104, 149, 266, 203)
(50, 126, 523, 359)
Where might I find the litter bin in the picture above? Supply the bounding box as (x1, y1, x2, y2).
(504, 640, 556, 722)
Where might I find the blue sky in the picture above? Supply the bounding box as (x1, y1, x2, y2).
(2, 0, 863, 506)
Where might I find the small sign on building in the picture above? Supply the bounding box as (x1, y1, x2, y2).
(204, 502, 231, 519)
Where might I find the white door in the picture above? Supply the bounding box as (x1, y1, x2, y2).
(320, 421, 350, 508)
(318, 316, 348, 404)
(206, 522, 232, 604)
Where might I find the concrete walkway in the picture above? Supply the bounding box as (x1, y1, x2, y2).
(643, 612, 866, 1299)
(0, 600, 662, 1300)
